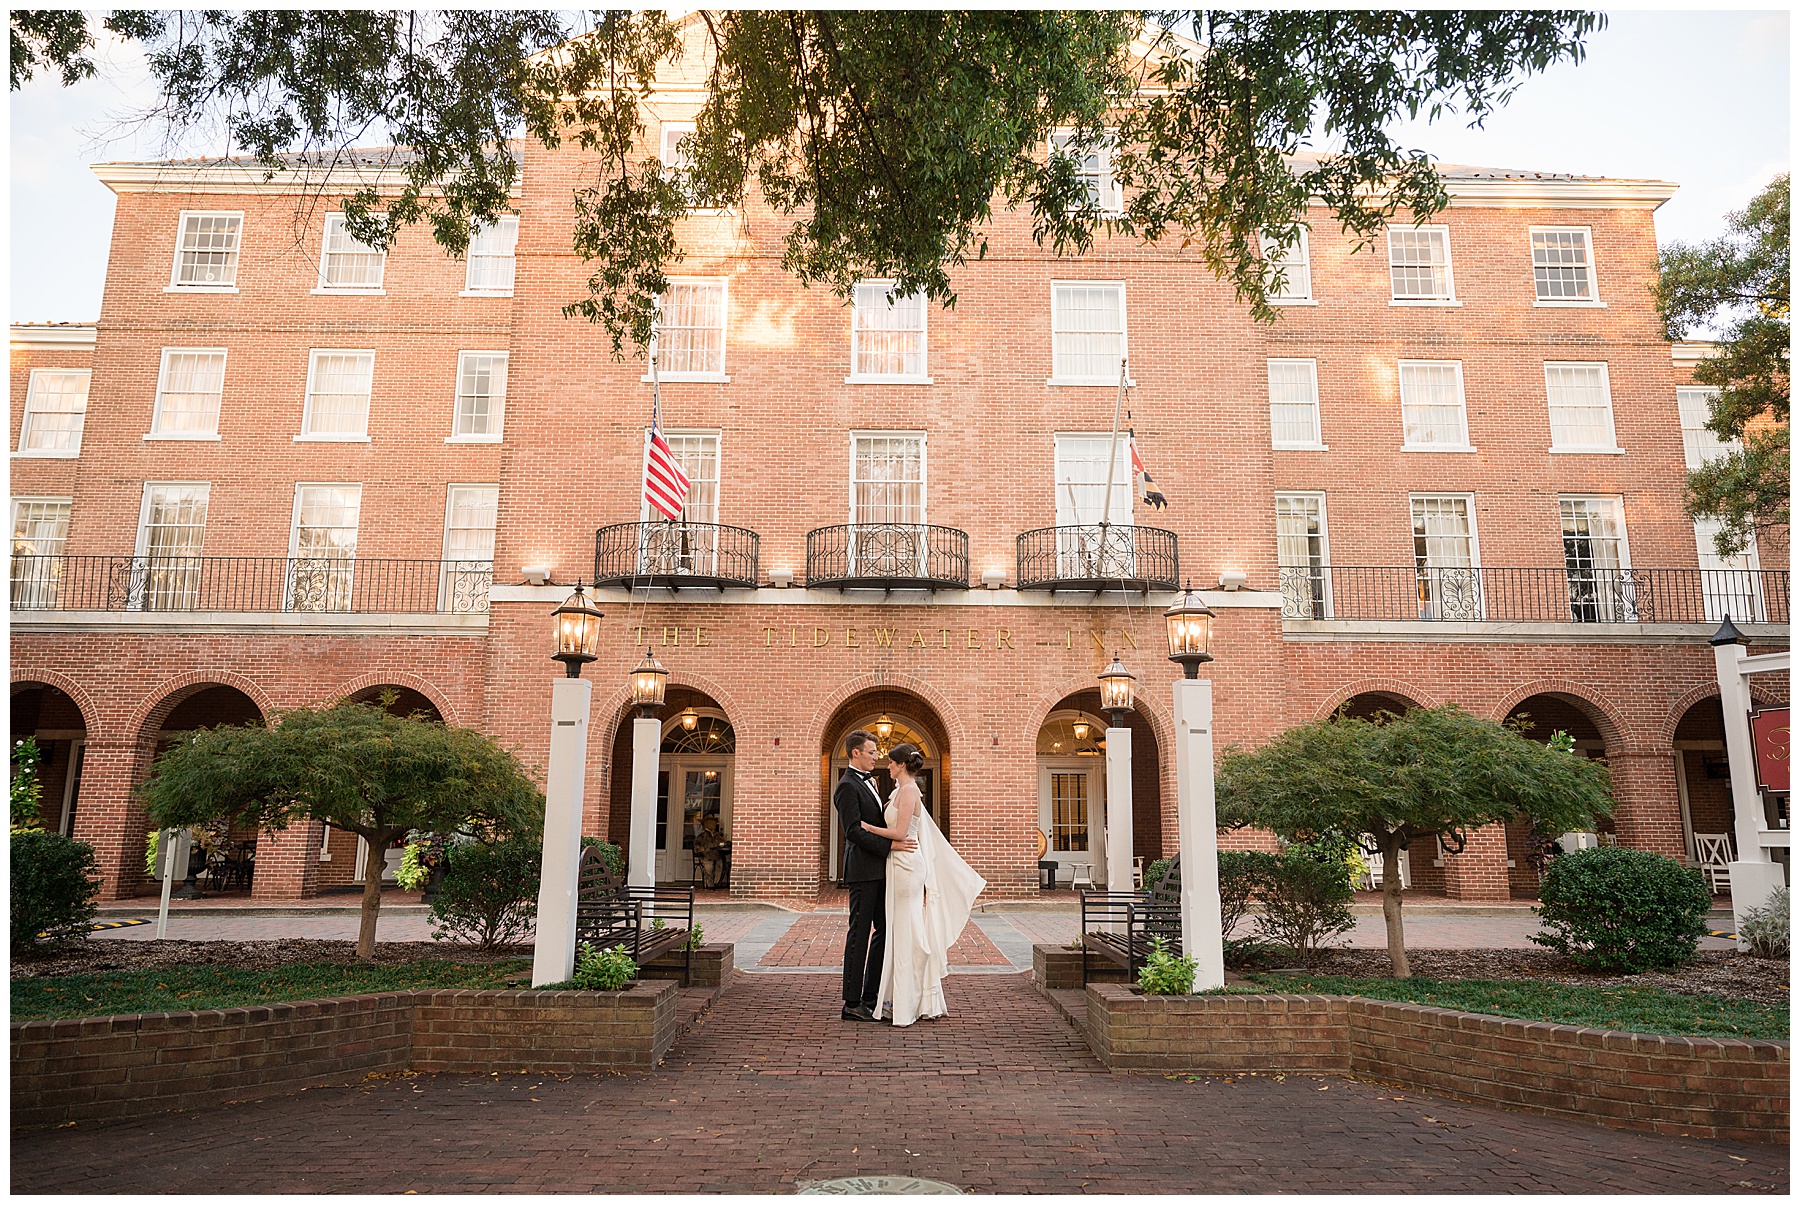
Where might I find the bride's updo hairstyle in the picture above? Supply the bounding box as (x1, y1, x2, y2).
(887, 743, 926, 775)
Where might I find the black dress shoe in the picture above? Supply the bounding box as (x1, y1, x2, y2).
(841, 1003, 877, 1022)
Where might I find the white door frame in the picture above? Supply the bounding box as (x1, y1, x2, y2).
(1037, 758, 1106, 880)
(657, 756, 733, 883)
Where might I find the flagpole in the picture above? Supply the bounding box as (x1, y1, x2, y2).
(1100, 356, 1127, 531)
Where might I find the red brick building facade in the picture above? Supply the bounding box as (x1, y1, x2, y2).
(13, 89, 1788, 905)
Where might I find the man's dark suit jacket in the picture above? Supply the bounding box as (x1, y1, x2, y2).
(835, 770, 893, 883)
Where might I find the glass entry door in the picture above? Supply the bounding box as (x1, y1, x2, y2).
(656, 759, 730, 883)
(1037, 761, 1106, 884)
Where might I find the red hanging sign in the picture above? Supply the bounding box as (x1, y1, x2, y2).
(1750, 707, 1790, 793)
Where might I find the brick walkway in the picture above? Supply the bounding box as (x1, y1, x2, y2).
(11, 971, 1784, 1194)
(760, 915, 1011, 968)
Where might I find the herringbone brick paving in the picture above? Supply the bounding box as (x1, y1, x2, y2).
(759, 915, 1011, 968)
(10, 972, 1785, 1194)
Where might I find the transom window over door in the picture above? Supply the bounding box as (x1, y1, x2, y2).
(850, 433, 926, 577)
(638, 433, 721, 576)
(1398, 361, 1469, 449)
(317, 215, 386, 291)
(1544, 363, 1618, 451)
(850, 282, 928, 380)
(463, 218, 518, 295)
(1560, 497, 1633, 622)
(1275, 493, 1329, 618)
(1388, 227, 1454, 301)
(654, 279, 727, 378)
(1050, 282, 1126, 384)
(11, 499, 71, 609)
(136, 483, 209, 611)
(152, 349, 227, 437)
(1411, 495, 1481, 620)
(1531, 228, 1596, 302)
(171, 212, 242, 287)
(452, 352, 508, 439)
(442, 485, 497, 613)
(1053, 434, 1133, 579)
(289, 485, 362, 612)
(1267, 359, 1323, 447)
(303, 351, 375, 438)
(18, 369, 90, 455)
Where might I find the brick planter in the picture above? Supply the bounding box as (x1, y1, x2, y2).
(12, 980, 682, 1130)
(1081, 983, 1788, 1143)
(1031, 943, 1129, 989)
(641, 942, 734, 988)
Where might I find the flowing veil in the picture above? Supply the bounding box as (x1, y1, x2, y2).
(915, 802, 987, 975)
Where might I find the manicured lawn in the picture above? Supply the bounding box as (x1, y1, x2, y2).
(1234, 972, 1787, 1041)
(12, 958, 532, 1022)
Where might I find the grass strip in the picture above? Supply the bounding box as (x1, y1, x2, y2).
(12, 958, 533, 1022)
(1231, 972, 1787, 1040)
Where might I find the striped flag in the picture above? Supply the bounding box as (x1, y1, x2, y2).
(644, 357, 690, 520)
(1130, 429, 1167, 510)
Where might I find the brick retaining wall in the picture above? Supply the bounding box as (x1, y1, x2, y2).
(1081, 982, 1788, 1143)
(12, 980, 679, 1130)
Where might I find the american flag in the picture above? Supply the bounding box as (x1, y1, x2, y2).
(643, 360, 691, 520)
(1130, 429, 1168, 510)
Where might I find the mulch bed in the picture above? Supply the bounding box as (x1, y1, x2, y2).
(1260, 946, 1789, 1008)
(11, 939, 528, 981)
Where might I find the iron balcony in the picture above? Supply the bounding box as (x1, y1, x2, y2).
(1015, 524, 1179, 593)
(8, 555, 493, 614)
(805, 523, 969, 590)
(593, 521, 760, 590)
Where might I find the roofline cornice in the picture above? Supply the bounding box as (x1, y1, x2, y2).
(1672, 340, 1720, 366)
(1443, 177, 1678, 210)
(91, 160, 522, 199)
(11, 324, 98, 350)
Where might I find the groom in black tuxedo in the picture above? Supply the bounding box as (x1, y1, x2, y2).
(836, 729, 916, 1021)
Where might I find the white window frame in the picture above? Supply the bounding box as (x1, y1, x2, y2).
(313, 213, 387, 295)
(636, 431, 723, 578)
(1387, 225, 1461, 306)
(133, 481, 211, 612)
(297, 349, 376, 442)
(1397, 360, 1474, 453)
(1049, 129, 1124, 216)
(848, 430, 928, 527)
(1262, 229, 1316, 305)
(442, 483, 500, 562)
(1267, 358, 1327, 449)
(287, 482, 363, 614)
(644, 277, 730, 383)
(1275, 491, 1332, 619)
(11, 496, 73, 610)
(146, 347, 227, 441)
(637, 429, 723, 526)
(1543, 361, 1622, 454)
(460, 216, 519, 297)
(1693, 517, 1766, 623)
(1410, 492, 1483, 620)
(1559, 495, 1633, 623)
(446, 350, 508, 443)
(166, 210, 244, 293)
(659, 121, 724, 213)
(847, 280, 932, 384)
(16, 368, 91, 458)
(1530, 226, 1603, 307)
(1048, 281, 1133, 387)
(1676, 386, 1737, 470)
(440, 483, 498, 612)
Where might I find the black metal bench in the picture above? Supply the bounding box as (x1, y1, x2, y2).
(1078, 854, 1182, 985)
(573, 847, 695, 985)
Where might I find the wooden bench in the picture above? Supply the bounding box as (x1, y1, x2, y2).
(573, 847, 695, 985)
(1078, 854, 1182, 985)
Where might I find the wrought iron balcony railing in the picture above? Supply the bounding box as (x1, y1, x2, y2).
(1278, 565, 1790, 625)
(593, 520, 760, 589)
(9, 556, 493, 615)
(805, 523, 969, 590)
(1015, 524, 1179, 592)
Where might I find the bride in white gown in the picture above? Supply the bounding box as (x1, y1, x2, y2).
(860, 743, 987, 1026)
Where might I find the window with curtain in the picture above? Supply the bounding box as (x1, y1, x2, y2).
(172, 212, 242, 287)
(850, 281, 927, 379)
(1052, 434, 1134, 579)
(1051, 283, 1126, 383)
(1399, 361, 1469, 449)
(11, 499, 70, 609)
(318, 214, 386, 290)
(441, 485, 497, 612)
(654, 280, 727, 377)
(463, 218, 518, 294)
(1545, 363, 1618, 450)
(1275, 494, 1328, 618)
(1268, 359, 1323, 446)
(639, 433, 721, 576)
(152, 350, 227, 436)
(289, 484, 362, 612)
(304, 351, 375, 438)
(18, 369, 90, 454)
(851, 434, 925, 576)
(1262, 231, 1312, 301)
(1561, 497, 1633, 621)
(136, 483, 209, 610)
(1411, 495, 1480, 619)
(1676, 387, 1736, 470)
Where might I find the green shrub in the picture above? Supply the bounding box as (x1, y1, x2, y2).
(1218, 849, 1276, 938)
(571, 941, 638, 990)
(427, 838, 540, 949)
(1531, 846, 1711, 972)
(395, 841, 431, 892)
(1252, 835, 1355, 964)
(11, 737, 44, 831)
(1142, 856, 1173, 892)
(1737, 886, 1790, 960)
(687, 922, 706, 950)
(11, 829, 101, 951)
(1138, 936, 1196, 995)
(580, 836, 626, 877)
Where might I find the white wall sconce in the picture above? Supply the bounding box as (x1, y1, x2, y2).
(769, 567, 794, 588)
(521, 564, 553, 585)
(1217, 569, 1248, 592)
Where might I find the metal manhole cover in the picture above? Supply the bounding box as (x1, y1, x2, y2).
(798, 1175, 962, 1194)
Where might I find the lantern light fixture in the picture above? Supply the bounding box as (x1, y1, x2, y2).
(1073, 720, 1090, 741)
(876, 713, 893, 741)
(1098, 652, 1139, 727)
(1164, 581, 1216, 678)
(629, 648, 669, 717)
(549, 581, 604, 677)
(681, 707, 699, 731)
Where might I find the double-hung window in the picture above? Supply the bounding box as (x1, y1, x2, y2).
(450, 352, 507, 440)
(134, 483, 209, 611)
(1268, 359, 1324, 448)
(1676, 387, 1735, 470)
(659, 121, 719, 210)
(1388, 226, 1456, 303)
(1411, 494, 1481, 620)
(301, 350, 375, 440)
(1676, 386, 1763, 617)
(1052, 434, 1134, 580)
(1560, 497, 1634, 622)
(849, 281, 929, 381)
(316, 214, 386, 292)
(150, 349, 226, 438)
(1262, 230, 1313, 303)
(651, 279, 728, 380)
(463, 218, 518, 295)
(1544, 362, 1619, 452)
(17, 369, 90, 456)
(169, 212, 242, 289)
(638, 432, 721, 577)
(1398, 361, 1471, 450)
(1049, 282, 1127, 385)
(441, 485, 498, 612)
(849, 433, 926, 578)
(11, 498, 71, 609)
(1531, 228, 1598, 303)
(1049, 130, 1123, 214)
(1275, 493, 1330, 619)
(288, 484, 362, 612)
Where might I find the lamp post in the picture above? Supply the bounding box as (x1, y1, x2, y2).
(1165, 582, 1226, 991)
(627, 648, 669, 890)
(1710, 616, 1788, 943)
(532, 582, 603, 987)
(1098, 653, 1138, 893)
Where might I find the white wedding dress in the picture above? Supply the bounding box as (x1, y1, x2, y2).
(876, 782, 987, 1027)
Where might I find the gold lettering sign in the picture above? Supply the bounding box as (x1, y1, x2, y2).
(618, 623, 1139, 654)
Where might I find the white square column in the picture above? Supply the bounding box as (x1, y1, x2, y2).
(532, 674, 594, 987)
(1104, 725, 1134, 892)
(1714, 637, 1788, 943)
(1172, 676, 1225, 991)
(628, 715, 661, 889)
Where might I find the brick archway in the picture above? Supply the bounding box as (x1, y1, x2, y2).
(1024, 672, 1173, 758)
(595, 669, 750, 762)
(1489, 679, 1633, 753)
(330, 672, 463, 727)
(11, 668, 102, 738)
(805, 672, 968, 760)
(127, 671, 276, 743)
(1311, 678, 1438, 721)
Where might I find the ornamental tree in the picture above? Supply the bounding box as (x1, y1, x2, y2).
(140, 699, 543, 959)
(12, 10, 1601, 347)
(1216, 704, 1614, 978)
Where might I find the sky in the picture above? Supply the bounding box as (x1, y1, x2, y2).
(7, 8, 1791, 324)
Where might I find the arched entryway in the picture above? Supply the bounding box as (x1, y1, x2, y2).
(1034, 690, 1163, 890)
(1331, 691, 1423, 891)
(1501, 692, 1613, 899)
(1672, 695, 1735, 877)
(316, 684, 449, 889)
(605, 685, 738, 886)
(142, 683, 268, 895)
(345, 685, 444, 722)
(820, 690, 951, 885)
(10, 682, 90, 837)
(1337, 690, 1418, 722)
